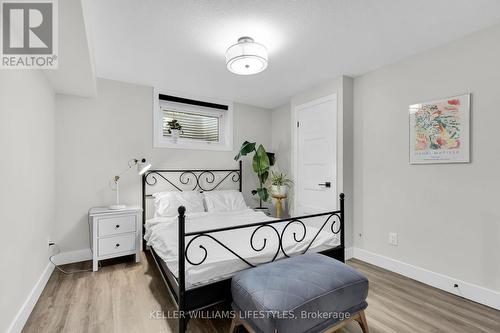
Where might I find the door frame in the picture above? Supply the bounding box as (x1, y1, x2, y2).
(292, 93, 339, 215)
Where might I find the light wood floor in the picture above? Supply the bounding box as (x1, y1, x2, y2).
(23, 252, 500, 333)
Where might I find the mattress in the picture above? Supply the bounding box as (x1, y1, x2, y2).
(144, 208, 340, 289)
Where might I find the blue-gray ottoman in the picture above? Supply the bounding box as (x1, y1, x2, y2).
(230, 253, 369, 333)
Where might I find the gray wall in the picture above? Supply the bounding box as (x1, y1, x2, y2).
(55, 79, 272, 252)
(0, 71, 55, 332)
(353, 24, 500, 291)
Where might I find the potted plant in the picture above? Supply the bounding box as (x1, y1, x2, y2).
(270, 171, 293, 196)
(167, 119, 182, 142)
(234, 141, 275, 209)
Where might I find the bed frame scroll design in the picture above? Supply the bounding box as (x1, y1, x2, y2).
(143, 163, 242, 192)
(142, 162, 345, 333)
(183, 209, 343, 268)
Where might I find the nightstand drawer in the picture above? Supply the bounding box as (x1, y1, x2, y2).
(98, 234, 135, 256)
(98, 215, 136, 237)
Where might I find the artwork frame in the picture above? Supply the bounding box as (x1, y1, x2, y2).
(409, 94, 470, 164)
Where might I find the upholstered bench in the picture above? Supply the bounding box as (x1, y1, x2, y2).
(230, 253, 369, 333)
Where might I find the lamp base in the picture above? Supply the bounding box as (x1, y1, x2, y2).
(109, 204, 127, 210)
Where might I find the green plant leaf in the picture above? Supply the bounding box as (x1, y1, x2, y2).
(234, 141, 272, 200)
(252, 154, 259, 173)
(252, 144, 270, 175)
(259, 170, 269, 184)
(256, 187, 269, 202)
(234, 141, 256, 160)
(270, 171, 293, 187)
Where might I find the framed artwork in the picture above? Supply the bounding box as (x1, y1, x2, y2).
(409, 94, 470, 164)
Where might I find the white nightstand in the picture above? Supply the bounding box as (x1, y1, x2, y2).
(89, 206, 142, 271)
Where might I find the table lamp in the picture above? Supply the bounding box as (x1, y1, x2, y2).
(109, 158, 151, 210)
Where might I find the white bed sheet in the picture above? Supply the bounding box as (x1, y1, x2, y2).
(144, 209, 340, 289)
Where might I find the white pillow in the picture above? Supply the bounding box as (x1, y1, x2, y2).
(203, 190, 248, 212)
(153, 191, 205, 217)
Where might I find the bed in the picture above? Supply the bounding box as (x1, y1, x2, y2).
(142, 161, 345, 333)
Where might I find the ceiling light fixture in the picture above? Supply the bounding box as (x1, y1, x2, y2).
(225, 36, 268, 75)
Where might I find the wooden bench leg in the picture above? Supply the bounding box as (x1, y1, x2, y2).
(230, 310, 368, 333)
(355, 310, 369, 333)
(322, 310, 369, 333)
(229, 314, 257, 333)
(228, 317, 237, 333)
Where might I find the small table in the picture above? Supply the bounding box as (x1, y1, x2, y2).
(272, 194, 287, 218)
(88, 206, 142, 271)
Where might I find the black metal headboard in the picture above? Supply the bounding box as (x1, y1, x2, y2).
(141, 161, 242, 234)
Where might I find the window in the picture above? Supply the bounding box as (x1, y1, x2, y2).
(162, 110, 220, 142)
(153, 91, 233, 150)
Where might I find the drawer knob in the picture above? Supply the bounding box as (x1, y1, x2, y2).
(115, 243, 120, 248)
(115, 224, 120, 228)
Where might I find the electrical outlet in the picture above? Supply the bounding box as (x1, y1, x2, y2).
(389, 232, 398, 246)
(47, 236, 55, 247)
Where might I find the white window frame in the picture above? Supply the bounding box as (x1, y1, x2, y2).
(153, 89, 234, 151)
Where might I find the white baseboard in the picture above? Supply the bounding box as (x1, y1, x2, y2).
(7, 247, 497, 333)
(51, 248, 92, 265)
(7, 249, 92, 332)
(352, 247, 500, 310)
(7, 262, 54, 333)
(345, 247, 354, 260)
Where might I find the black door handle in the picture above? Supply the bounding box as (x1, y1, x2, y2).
(318, 182, 331, 188)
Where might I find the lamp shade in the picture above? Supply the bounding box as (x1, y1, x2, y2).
(226, 37, 268, 75)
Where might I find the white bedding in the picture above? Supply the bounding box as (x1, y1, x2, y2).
(144, 209, 340, 288)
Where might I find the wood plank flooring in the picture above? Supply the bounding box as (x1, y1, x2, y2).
(23, 252, 500, 333)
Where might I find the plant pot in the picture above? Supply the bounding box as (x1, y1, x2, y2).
(270, 185, 287, 197)
(170, 129, 181, 143)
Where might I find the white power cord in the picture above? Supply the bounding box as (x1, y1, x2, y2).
(49, 244, 96, 275)
(48, 215, 99, 275)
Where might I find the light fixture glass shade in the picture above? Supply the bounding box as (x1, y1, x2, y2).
(226, 37, 268, 75)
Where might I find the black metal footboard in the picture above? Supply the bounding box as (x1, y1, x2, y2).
(176, 193, 345, 333)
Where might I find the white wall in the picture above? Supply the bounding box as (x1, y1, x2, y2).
(270, 103, 291, 174)
(45, 0, 97, 98)
(55, 78, 272, 252)
(341, 77, 354, 249)
(269, 103, 292, 217)
(0, 71, 55, 332)
(353, 24, 500, 292)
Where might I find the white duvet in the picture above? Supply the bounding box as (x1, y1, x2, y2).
(144, 209, 340, 288)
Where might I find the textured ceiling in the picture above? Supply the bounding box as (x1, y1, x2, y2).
(85, 0, 500, 108)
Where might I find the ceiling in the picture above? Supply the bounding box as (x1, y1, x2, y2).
(45, 0, 96, 98)
(84, 0, 500, 108)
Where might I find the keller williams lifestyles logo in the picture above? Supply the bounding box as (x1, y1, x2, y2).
(1, 0, 58, 69)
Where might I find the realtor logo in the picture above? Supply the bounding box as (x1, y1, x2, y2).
(1, 0, 58, 68)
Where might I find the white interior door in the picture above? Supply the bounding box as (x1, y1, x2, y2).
(295, 94, 337, 215)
